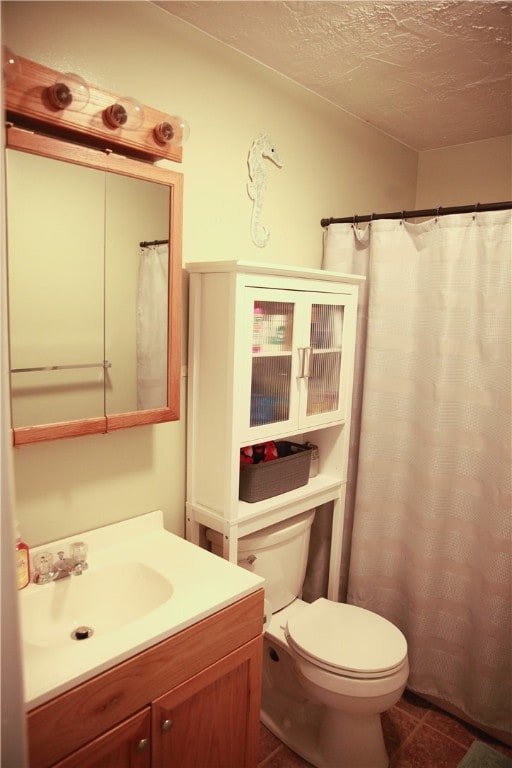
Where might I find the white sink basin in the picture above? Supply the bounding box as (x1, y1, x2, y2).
(19, 511, 264, 709)
(21, 561, 174, 648)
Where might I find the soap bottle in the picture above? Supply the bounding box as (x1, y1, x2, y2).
(15, 522, 30, 590)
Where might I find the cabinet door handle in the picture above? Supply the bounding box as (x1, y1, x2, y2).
(161, 718, 173, 733)
(298, 347, 306, 379)
(136, 738, 150, 752)
(304, 346, 313, 379)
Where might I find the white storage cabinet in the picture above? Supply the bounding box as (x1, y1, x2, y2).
(186, 261, 364, 600)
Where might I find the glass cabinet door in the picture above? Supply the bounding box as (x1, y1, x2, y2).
(304, 303, 344, 420)
(250, 299, 295, 429)
(243, 289, 351, 440)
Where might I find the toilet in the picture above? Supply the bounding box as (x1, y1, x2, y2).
(207, 509, 409, 768)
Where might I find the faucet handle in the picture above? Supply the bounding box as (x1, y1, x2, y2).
(33, 552, 56, 584)
(70, 541, 88, 570)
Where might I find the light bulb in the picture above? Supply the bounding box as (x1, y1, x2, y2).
(154, 115, 190, 146)
(47, 72, 90, 111)
(3, 46, 21, 85)
(103, 97, 145, 130)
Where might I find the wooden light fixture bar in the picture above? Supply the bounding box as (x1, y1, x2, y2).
(5, 55, 184, 163)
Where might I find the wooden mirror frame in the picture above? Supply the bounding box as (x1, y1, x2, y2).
(6, 125, 183, 446)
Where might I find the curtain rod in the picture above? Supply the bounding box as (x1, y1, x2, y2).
(139, 238, 169, 247)
(320, 200, 512, 228)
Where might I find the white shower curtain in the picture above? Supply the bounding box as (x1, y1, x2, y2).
(136, 244, 169, 410)
(323, 211, 511, 737)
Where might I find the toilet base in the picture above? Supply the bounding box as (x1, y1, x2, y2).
(262, 635, 391, 768)
(261, 637, 324, 767)
(318, 707, 388, 768)
(261, 704, 388, 768)
(261, 709, 321, 767)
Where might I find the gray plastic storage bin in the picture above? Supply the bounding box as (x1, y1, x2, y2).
(239, 441, 312, 502)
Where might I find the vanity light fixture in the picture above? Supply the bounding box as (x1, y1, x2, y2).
(47, 72, 90, 111)
(3, 46, 21, 85)
(104, 96, 145, 130)
(154, 115, 190, 146)
(5, 53, 188, 162)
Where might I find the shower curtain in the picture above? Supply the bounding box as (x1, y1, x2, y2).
(136, 243, 169, 409)
(323, 210, 511, 737)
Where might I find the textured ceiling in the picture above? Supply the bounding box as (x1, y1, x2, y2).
(153, 1, 512, 151)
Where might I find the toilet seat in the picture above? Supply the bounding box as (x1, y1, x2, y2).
(285, 598, 408, 680)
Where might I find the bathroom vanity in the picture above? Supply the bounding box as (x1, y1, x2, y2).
(20, 513, 264, 768)
(27, 594, 262, 768)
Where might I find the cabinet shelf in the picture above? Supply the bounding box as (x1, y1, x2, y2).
(238, 419, 347, 448)
(237, 474, 343, 524)
(187, 474, 343, 542)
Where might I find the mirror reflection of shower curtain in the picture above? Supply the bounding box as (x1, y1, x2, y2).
(136, 244, 168, 409)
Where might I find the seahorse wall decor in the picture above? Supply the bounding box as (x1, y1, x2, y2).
(247, 134, 284, 247)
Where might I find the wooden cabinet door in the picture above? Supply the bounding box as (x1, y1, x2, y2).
(152, 637, 262, 768)
(52, 708, 151, 768)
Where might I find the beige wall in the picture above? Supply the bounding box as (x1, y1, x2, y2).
(416, 135, 512, 209)
(3, 1, 420, 546)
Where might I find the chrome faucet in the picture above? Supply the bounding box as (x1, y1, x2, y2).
(33, 542, 88, 584)
(54, 551, 83, 578)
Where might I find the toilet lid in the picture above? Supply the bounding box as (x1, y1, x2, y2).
(286, 599, 407, 677)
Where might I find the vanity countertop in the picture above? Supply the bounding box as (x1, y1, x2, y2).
(19, 510, 264, 709)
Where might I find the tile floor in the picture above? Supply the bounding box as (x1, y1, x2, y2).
(258, 690, 512, 768)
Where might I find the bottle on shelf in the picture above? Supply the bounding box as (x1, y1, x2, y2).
(268, 314, 286, 347)
(252, 305, 265, 353)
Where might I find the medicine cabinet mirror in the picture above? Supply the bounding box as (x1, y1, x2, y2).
(6, 127, 183, 446)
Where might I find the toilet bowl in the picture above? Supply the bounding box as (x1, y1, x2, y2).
(285, 598, 408, 767)
(207, 510, 409, 768)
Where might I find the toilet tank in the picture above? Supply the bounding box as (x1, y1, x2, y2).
(206, 509, 315, 613)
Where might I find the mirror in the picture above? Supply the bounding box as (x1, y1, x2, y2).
(6, 127, 183, 445)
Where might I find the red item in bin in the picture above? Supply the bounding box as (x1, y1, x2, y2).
(240, 441, 278, 465)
